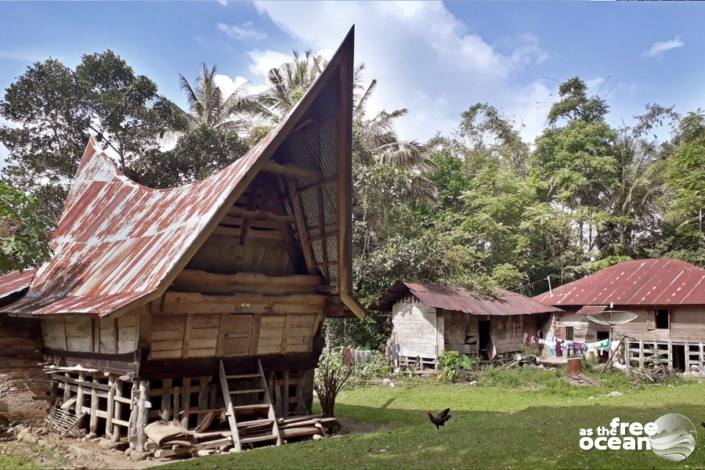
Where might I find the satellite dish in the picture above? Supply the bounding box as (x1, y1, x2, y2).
(587, 310, 638, 327)
(586, 310, 638, 372)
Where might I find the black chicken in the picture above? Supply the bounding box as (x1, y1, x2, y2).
(427, 408, 451, 431)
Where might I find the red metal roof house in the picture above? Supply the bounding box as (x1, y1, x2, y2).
(0, 29, 360, 452)
(372, 281, 561, 367)
(534, 258, 705, 371)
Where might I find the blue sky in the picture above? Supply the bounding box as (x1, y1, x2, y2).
(1, 1, 704, 148)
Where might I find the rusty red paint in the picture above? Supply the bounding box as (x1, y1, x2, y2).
(0, 29, 356, 318)
(534, 258, 705, 307)
(0, 269, 35, 301)
(574, 305, 608, 315)
(372, 281, 561, 316)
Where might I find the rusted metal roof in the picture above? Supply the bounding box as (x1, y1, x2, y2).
(371, 281, 562, 316)
(1, 28, 357, 318)
(534, 258, 705, 307)
(575, 305, 607, 316)
(0, 269, 35, 303)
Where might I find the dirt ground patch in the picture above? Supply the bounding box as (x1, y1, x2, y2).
(0, 433, 172, 469)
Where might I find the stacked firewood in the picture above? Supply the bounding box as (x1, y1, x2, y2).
(143, 413, 339, 460)
(278, 414, 339, 441)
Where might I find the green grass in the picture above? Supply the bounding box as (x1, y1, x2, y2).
(165, 369, 705, 469)
(0, 454, 42, 469)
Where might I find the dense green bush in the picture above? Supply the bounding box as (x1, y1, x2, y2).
(437, 351, 477, 382)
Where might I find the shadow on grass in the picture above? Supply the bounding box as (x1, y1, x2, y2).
(165, 401, 705, 469)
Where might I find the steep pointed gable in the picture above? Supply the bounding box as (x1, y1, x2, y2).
(2, 27, 360, 318)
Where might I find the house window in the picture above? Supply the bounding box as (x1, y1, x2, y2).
(565, 326, 574, 341)
(655, 309, 670, 330)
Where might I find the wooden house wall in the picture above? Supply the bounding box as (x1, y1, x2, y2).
(552, 307, 705, 343)
(389, 299, 442, 359)
(440, 310, 478, 355)
(490, 315, 537, 354)
(145, 312, 323, 360)
(146, 271, 326, 361)
(612, 307, 705, 342)
(40, 309, 142, 354)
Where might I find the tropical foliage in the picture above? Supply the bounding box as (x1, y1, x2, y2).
(1, 51, 705, 342)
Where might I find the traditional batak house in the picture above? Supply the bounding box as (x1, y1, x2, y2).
(372, 281, 561, 368)
(0, 29, 362, 453)
(534, 258, 705, 371)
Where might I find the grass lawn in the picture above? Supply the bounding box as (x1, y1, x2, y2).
(167, 369, 705, 469)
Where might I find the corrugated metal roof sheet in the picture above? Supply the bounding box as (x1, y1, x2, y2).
(534, 258, 705, 307)
(372, 281, 562, 316)
(0, 269, 35, 303)
(0, 28, 356, 318)
(575, 305, 607, 315)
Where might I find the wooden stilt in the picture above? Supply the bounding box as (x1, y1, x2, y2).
(685, 342, 690, 371)
(106, 375, 115, 438)
(161, 379, 172, 421)
(136, 380, 149, 452)
(181, 378, 191, 429)
(112, 379, 123, 442)
(76, 372, 84, 416)
(197, 377, 210, 426)
(63, 372, 71, 404)
(172, 386, 181, 424)
(282, 371, 290, 417)
(89, 376, 99, 434)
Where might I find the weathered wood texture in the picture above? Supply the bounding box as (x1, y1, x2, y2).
(0, 318, 46, 422)
(389, 300, 442, 359)
(552, 307, 705, 344)
(41, 310, 141, 354)
(147, 312, 322, 360)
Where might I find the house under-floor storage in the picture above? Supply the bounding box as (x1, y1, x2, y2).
(534, 258, 705, 371)
(372, 281, 561, 367)
(0, 28, 363, 452)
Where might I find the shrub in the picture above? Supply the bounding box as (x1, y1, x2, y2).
(437, 351, 477, 382)
(314, 349, 353, 417)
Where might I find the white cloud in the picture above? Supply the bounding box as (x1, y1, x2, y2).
(216, 0, 228, 6)
(253, 1, 551, 142)
(246, 49, 292, 78)
(213, 74, 248, 98)
(217, 22, 267, 41)
(644, 37, 684, 57)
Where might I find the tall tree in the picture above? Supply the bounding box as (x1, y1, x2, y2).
(531, 77, 618, 252)
(0, 51, 183, 221)
(460, 103, 530, 175)
(0, 182, 51, 273)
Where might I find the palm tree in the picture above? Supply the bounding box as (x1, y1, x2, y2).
(353, 75, 437, 204)
(238, 51, 325, 123)
(178, 63, 246, 131)
(238, 53, 437, 203)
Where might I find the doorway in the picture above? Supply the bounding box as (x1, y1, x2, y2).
(672, 344, 686, 371)
(479, 320, 492, 360)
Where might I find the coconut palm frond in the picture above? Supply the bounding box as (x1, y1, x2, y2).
(376, 140, 426, 169)
(355, 79, 377, 120)
(408, 174, 439, 206)
(178, 73, 200, 112)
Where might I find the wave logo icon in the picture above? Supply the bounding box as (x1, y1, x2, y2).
(649, 413, 697, 462)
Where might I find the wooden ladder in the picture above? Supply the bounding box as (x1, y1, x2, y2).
(218, 359, 282, 452)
